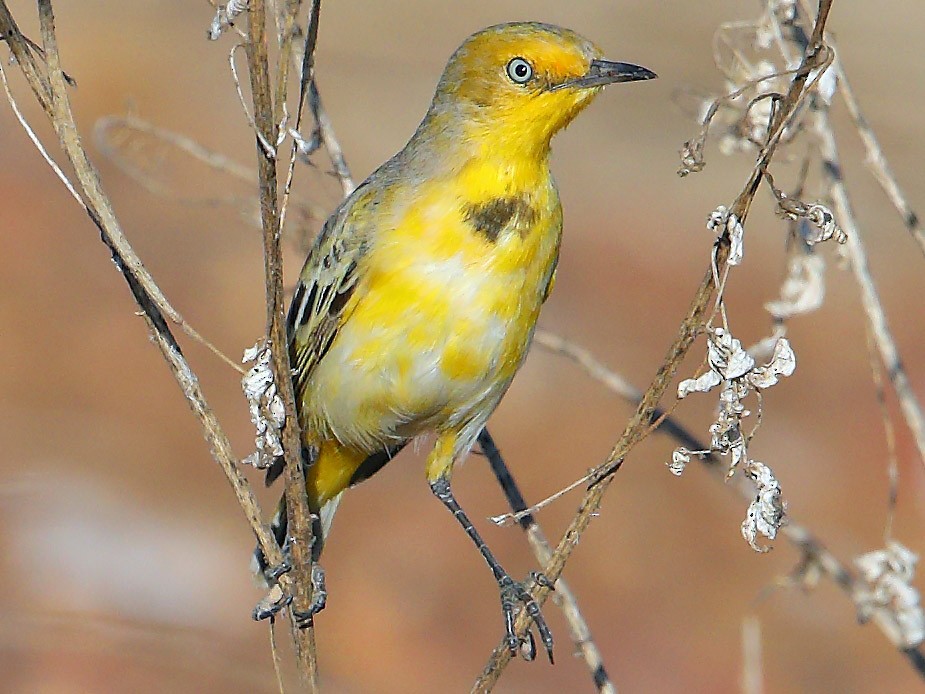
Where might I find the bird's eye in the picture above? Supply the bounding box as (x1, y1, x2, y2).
(506, 57, 533, 85)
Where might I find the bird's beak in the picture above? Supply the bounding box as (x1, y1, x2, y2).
(551, 59, 657, 91)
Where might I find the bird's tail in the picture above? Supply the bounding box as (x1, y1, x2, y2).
(251, 441, 407, 585)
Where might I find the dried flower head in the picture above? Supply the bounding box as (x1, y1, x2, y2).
(242, 341, 286, 469)
(855, 542, 925, 648)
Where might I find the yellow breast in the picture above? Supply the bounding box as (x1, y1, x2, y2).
(303, 164, 561, 452)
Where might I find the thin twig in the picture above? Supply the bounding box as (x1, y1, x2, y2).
(767, 0, 916, 534)
(271, 0, 303, 130)
(231, 42, 277, 159)
(1, 0, 293, 632)
(308, 78, 354, 196)
(242, 0, 319, 688)
(473, 2, 835, 688)
(489, 467, 595, 528)
(534, 329, 707, 453)
(812, 109, 925, 470)
(863, 320, 901, 542)
(0, 6, 242, 376)
(92, 113, 329, 234)
(805, 4, 925, 258)
(94, 113, 255, 189)
(532, 330, 925, 678)
(782, 523, 925, 674)
(277, 0, 321, 253)
(479, 430, 617, 694)
(534, 329, 641, 402)
(269, 618, 287, 694)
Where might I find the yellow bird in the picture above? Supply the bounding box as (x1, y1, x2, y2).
(255, 21, 655, 659)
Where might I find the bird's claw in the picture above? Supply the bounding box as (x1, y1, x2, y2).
(498, 573, 554, 663)
(265, 558, 292, 582)
(528, 570, 555, 591)
(292, 562, 328, 628)
(252, 583, 293, 621)
(253, 562, 327, 627)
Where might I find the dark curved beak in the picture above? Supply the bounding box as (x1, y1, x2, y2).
(551, 59, 657, 91)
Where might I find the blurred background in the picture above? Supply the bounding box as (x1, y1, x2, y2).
(1, 1, 923, 691)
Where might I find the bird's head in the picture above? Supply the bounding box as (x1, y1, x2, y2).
(427, 22, 656, 158)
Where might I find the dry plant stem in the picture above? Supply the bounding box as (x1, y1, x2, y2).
(309, 79, 354, 196)
(525, 529, 614, 694)
(729, 1, 832, 221)
(94, 114, 255, 193)
(243, 0, 320, 688)
(792, 0, 925, 258)
(473, 259, 724, 692)
(0, 6, 51, 107)
(269, 619, 287, 694)
(1, 0, 292, 611)
(0, 5, 240, 374)
(782, 522, 925, 676)
(707, 450, 925, 672)
(534, 329, 706, 455)
(474, 2, 834, 689)
(480, 431, 616, 694)
(765, 5, 925, 471)
(535, 330, 641, 402)
(837, 68, 925, 257)
(277, 0, 320, 241)
(271, 0, 303, 129)
(0, 2, 238, 376)
(864, 323, 901, 542)
(769, 0, 911, 531)
(542, 328, 925, 677)
(812, 110, 925, 469)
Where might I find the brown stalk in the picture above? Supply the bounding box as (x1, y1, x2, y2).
(0, 6, 242, 375)
(2, 0, 327, 689)
(242, 0, 320, 688)
(532, 327, 923, 671)
(0, 0, 294, 660)
(473, 0, 835, 689)
(791, 0, 925, 258)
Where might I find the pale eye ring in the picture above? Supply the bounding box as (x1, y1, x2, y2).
(506, 57, 533, 84)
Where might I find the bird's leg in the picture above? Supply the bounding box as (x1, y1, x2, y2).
(291, 510, 328, 627)
(429, 473, 554, 662)
(253, 511, 328, 626)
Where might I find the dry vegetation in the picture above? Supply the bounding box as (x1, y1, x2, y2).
(1, 0, 923, 691)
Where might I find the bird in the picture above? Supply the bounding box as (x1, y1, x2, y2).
(254, 21, 656, 660)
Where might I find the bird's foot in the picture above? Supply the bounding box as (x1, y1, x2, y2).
(265, 558, 292, 582)
(252, 582, 292, 621)
(292, 562, 327, 628)
(498, 571, 555, 663)
(252, 561, 327, 627)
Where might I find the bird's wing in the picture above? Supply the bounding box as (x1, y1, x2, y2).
(287, 196, 370, 404)
(264, 185, 379, 488)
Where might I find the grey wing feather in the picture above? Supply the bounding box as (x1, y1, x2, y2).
(287, 194, 370, 404)
(263, 182, 379, 489)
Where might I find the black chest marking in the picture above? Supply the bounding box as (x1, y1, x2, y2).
(463, 196, 536, 243)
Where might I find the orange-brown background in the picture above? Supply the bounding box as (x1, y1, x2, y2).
(1, 1, 923, 692)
